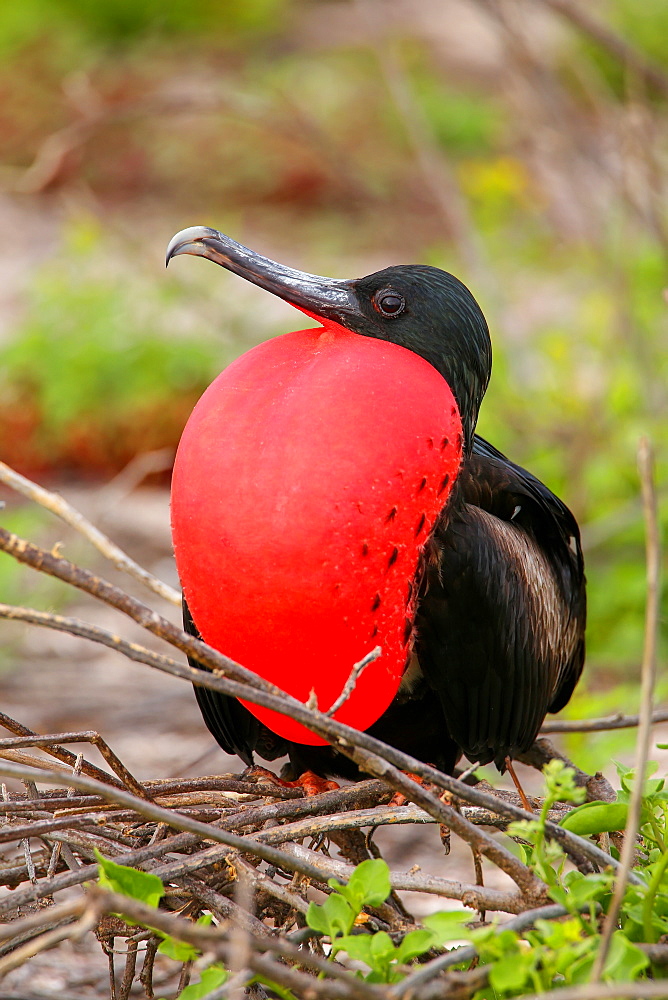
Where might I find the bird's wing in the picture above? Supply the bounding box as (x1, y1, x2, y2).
(183, 598, 288, 767)
(414, 436, 586, 769)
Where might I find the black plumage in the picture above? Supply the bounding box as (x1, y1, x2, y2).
(168, 226, 586, 779)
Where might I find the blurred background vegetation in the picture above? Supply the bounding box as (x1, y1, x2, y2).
(0, 0, 666, 772)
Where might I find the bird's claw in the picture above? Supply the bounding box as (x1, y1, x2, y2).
(242, 765, 339, 797)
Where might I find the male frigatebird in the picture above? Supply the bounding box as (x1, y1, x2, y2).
(167, 226, 586, 787)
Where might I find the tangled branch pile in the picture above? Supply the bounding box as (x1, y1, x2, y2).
(0, 459, 663, 1000)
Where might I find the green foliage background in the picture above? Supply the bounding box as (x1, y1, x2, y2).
(0, 0, 666, 766)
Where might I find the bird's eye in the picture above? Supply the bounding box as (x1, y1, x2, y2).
(372, 289, 405, 318)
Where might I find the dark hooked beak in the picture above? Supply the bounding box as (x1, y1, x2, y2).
(166, 226, 359, 325)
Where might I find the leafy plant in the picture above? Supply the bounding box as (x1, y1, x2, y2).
(508, 758, 586, 887)
(307, 858, 441, 983)
(92, 755, 668, 1000)
(94, 850, 228, 998)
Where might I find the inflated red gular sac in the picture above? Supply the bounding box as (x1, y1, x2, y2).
(167, 227, 586, 784)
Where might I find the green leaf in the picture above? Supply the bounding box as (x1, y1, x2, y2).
(330, 859, 391, 910)
(158, 935, 199, 963)
(561, 801, 628, 835)
(305, 900, 331, 936)
(474, 927, 520, 963)
(324, 892, 356, 936)
(306, 893, 355, 938)
(554, 861, 614, 913)
(395, 929, 435, 963)
(422, 910, 472, 947)
(332, 934, 374, 964)
(370, 931, 396, 964)
(366, 968, 405, 984)
(614, 760, 663, 799)
(488, 952, 533, 993)
(542, 759, 586, 804)
(603, 931, 650, 981)
(95, 849, 164, 908)
(176, 965, 228, 999)
(507, 819, 541, 842)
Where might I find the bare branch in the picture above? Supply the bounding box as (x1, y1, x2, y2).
(325, 645, 381, 716)
(279, 843, 528, 916)
(0, 460, 180, 606)
(541, 708, 668, 733)
(0, 897, 83, 944)
(249, 802, 523, 845)
(0, 904, 99, 977)
(0, 710, 149, 799)
(343, 745, 546, 903)
(592, 438, 661, 979)
(513, 984, 668, 1000)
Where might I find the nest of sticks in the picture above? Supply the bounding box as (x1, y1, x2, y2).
(0, 458, 662, 1000)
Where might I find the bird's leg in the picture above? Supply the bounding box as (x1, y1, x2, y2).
(242, 765, 339, 796)
(504, 756, 534, 813)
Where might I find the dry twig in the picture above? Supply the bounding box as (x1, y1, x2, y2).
(0, 460, 180, 606)
(541, 708, 668, 733)
(591, 439, 661, 980)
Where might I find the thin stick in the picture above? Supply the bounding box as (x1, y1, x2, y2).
(0, 460, 180, 606)
(0, 906, 99, 977)
(325, 645, 381, 716)
(0, 896, 83, 943)
(541, 708, 668, 733)
(278, 842, 527, 915)
(337, 745, 546, 902)
(227, 864, 253, 1000)
(591, 439, 661, 981)
(47, 753, 83, 879)
(250, 801, 564, 845)
(0, 711, 148, 799)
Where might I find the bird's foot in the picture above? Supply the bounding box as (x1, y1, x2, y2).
(389, 771, 437, 807)
(287, 770, 340, 796)
(242, 765, 339, 797)
(504, 756, 534, 813)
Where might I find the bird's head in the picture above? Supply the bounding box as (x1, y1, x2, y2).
(167, 227, 491, 450)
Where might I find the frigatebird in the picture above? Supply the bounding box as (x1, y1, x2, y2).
(167, 226, 586, 787)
